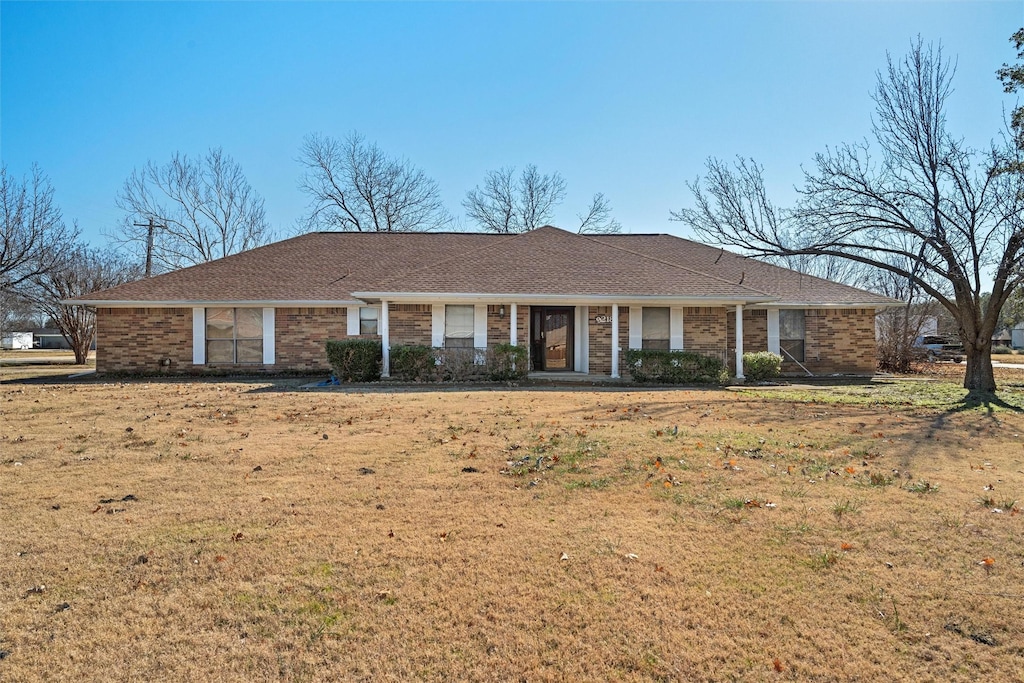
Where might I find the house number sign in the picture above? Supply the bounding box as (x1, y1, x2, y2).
(595, 315, 612, 324)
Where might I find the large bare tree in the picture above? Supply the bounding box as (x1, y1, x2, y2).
(1, 164, 78, 292)
(464, 165, 565, 234)
(298, 132, 451, 232)
(672, 39, 1024, 395)
(29, 245, 143, 364)
(464, 165, 621, 234)
(116, 147, 273, 273)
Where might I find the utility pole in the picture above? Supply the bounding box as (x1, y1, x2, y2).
(133, 218, 166, 277)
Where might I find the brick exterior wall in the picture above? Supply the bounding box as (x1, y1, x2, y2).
(389, 304, 432, 346)
(684, 307, 729, 357)
(726, 308, 768, 374)
(95, 303, 878, 378)
(800, 309, 877, 375)
(96, 307, 193, 374)
(276, 307, 352, 371)
(487, 305, 511, 348)
(588, 306, 613, 375)
(725, 307, 877, 376)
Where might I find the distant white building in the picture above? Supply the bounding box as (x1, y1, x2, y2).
(1, 332, 33, 350)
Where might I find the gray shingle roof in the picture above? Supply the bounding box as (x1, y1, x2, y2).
(70, 226, 899, 307)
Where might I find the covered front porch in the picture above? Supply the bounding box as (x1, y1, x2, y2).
(368, 297, 760, 381)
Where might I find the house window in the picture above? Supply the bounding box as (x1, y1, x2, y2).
(641, 307, 670, 350)
(359, 307, 379, 336)
(206, 308, 263, 364)
(444, 305, 474, 348)
(780, 309, 805, 363)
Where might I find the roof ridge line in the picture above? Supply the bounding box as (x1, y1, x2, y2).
(668, 235, 891, 296)
(576, 232, 773, 297)
(367, 230, 524, 289)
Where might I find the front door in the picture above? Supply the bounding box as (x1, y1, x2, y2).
(531, 307, 574, 371)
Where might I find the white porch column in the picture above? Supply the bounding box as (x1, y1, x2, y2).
(735, 305, 745, 380)
(381, 300, 390, 378)
(510, 304, 517, 345)
(611, 304, 620, 379)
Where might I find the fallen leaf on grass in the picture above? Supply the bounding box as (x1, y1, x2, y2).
(773, 658, 785, 672)
(22, 585, 45, 598)
(232, 532, 243, 542)
(841, 543, 854, 551)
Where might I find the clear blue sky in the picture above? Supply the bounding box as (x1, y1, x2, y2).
(2, 1, 1021, 249)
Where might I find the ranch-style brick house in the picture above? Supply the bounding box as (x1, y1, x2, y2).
(69, 226, 899, 379)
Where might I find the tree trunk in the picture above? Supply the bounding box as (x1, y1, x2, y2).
(963, 343, 996, 394)
(72, 340, 89, 365)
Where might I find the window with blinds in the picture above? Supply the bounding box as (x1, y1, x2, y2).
(444, 305, 475, 348)
(641, 307, 670, 350)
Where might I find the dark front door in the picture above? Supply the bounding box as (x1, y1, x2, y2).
(531, 307, 574, 371)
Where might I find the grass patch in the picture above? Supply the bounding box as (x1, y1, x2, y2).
(2, 374, 1024, 679)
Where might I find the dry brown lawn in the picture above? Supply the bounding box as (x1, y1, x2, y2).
(3, 368, 1024, 681)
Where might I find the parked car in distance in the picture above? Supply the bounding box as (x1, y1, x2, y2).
(912, 335, 964, 363)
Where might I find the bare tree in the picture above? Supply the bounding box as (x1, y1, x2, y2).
(1, 165, 78, 292)
(464, 165, 566, 233)
(28, 246, 143, 364)
(115, 147, 273, 273)
(576, 193, 622, 235)
(298, 132, 451, 233)
(672, 39, 1024, 394)
(464, 165, 621, 234)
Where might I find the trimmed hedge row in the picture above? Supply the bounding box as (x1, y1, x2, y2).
(327, 340, 529, 383)
(624, 349, 728, 385)
(324, 341, 773, 385)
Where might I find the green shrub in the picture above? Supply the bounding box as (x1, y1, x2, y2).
(390, 344, 438, 382)
(325, 339, 382, 382)
(488, 343, 529, 381)
(624, 349, 727, 385)
(743, 351, 782, 381)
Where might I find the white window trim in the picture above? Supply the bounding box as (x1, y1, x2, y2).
(192, 307, 206, 365)
(628, 307, 642, 350)
(197, 307, 268, 365)
(670, 308, 684, 350)
(346, 307, 360, 336)
(262, 308, 275, 365)
(431, 305, 445, 347)
(767, 308, 781, 355)
(473, 304, 487, 349)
